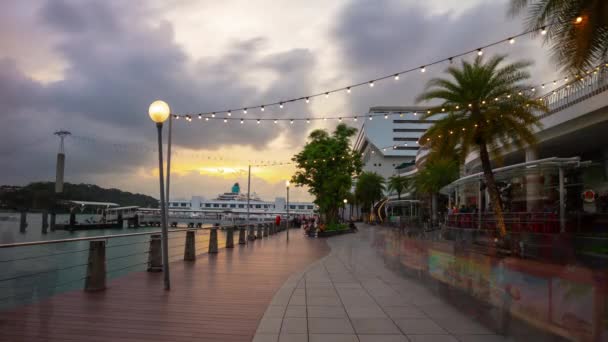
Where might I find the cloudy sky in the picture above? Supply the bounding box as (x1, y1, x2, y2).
(0, 0, 561, 202)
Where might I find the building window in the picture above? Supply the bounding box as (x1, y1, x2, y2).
(221, 204, 227, 208)
(255, 204, 261, 208)
(238, 204, 244, 208)
(378, 163, 382, 167)
(213, 204, 219, 208)
(307, 205, 313, 209)
(298, 205, 305, 209)
(180, 203, 187, 207)
(205, 204, 211, 208)
(263, 205, 268, 208)
(230, 204, 236, 208)
(290, 205, 296, 209)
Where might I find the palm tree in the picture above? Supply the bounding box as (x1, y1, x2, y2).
(413, 157, 459, 226)
(387, 175, 410, 200)
(416, 55, 546, 237)
(509, 0, 608, 72)
(355, 172, 385, 222)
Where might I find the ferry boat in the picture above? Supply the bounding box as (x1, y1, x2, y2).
(168, 183, 316, 216)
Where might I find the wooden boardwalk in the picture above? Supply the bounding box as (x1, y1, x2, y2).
(0, 230, 329, 342)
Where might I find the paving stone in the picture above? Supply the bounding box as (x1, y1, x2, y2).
(257, 318, 283, 334)
(285, 305, 307, 318)
(394, 318, 447, 334)
(406, 335, 458, 342)
(281, 317, 307, 334)
(351, 318, 402, 334)
(308, 296, 342, 306)
(264, 305, 287, 319)
(289, 295, 306, 306)
(279, 333, 307, 342)
(307, 305, 348, 318)
(309, 334, 359, 342)
(345, 305, 388, 318)
(383, 306, 427, 319)
(308, 318, 355, 334)
(358, 335, 409, 342)
(253, 334, 278, 342)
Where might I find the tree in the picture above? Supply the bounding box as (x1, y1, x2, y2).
(416, 55, 546, 237)
(387, 175, 410, 200)
(355, 172, 385, 222)
(413, 157, 459, 226)
(291, 124, 362, 223)
(509, 0, 608, 72)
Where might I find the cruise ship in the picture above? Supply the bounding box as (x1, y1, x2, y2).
(168, 183, 316, 215)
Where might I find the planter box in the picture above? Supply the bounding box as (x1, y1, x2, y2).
(317, 228, 356, 237)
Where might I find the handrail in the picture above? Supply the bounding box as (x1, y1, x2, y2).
(0, 222, 272, 249)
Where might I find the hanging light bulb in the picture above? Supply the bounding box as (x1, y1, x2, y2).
(338, 117, 342, 122)
(531, 87, 536, 92)
(420, 66, 426, 73)
(240, 119, 244, 124)
(279, 103, 284, 109)
(198, 114, 202, 119)
(575, 16, 583, 24)
(223, 119, 228, 123)
(273, 120, 277, 124)
(384, 114, 388, 119)
(509, 37, 515, 44)
(261, 106, 265, 112)
(441, 108, 445, 112)
(212, 113, 216, 118)
(346, 87, 351, 93)
(306, 119, 310, 124)
(541, 84, 545, 89)
(477, 49, 483, 56)
(354, 117, 358, 121)
(325, 92, 329, 98)
(323, 117, 327, 121)
(205, 117, 209, 121)
(553, 80, 557, 85)
(455, 105, 459, 110)
(368, 115, 373, 120)
(394, 74, 400, 80)
(227, 111, 232, 116)
(256, 119, 260, 124)
(427, 110, 431, 114)
(290, 120, 294, 124)
(541, 26, 547, 35)
(305, 97, 310, 103)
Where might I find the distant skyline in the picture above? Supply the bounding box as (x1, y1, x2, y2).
(0, 0, 560, 201)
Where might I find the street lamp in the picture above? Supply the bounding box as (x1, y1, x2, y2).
(149, 100, 171, 290)
(286, 180, 290, 242)
(343, 198, 348, 222)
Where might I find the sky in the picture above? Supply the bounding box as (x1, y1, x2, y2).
(0, 0, 562, 202)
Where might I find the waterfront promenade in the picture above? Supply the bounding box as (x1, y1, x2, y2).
(0, 230, 329, 341)
(253, 225, 508, 342)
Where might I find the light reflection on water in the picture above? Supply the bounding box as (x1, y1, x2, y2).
(0, 213, 221, 311)
(373, 228, 608, 341)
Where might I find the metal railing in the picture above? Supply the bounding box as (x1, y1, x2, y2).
(0, 221, 277, 311)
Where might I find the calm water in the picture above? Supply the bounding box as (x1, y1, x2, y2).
(0, 212, 220, 311)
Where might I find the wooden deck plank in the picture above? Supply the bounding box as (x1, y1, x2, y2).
(0, 230, 328, 342)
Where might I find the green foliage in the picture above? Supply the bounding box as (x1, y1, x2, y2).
(291, 124, 362, 223)
(416, 55, 546, 237)
(509, 0, 608, 72)
(0, 182, 158, 211)
(413, 158, 459, 194)
(387, 175, 410, 200)
(355, 172, 385, 213)
(325, 223, 348, 231)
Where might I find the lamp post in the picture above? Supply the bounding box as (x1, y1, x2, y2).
(286, 180, 290, 242)
(343, 198, 348, 222)
(149, 100, 171, 290)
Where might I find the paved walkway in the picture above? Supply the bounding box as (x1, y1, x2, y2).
(254, 224, 507, 342)
(0, 229, 329, 342)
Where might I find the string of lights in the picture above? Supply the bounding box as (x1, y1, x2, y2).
(171, 20, 590, 121)
(171, 64, 607, 124)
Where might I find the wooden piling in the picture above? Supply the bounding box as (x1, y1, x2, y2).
(208, 228, 219, 253)
(184, 230, 196, 261)
(41, 211, 49, 234)
(226, 226, 235, 248)
(84, 240, 106, 292)
(19, 212, 27, 233)
(238, 226, 246, 244)
(147, 234, 162, 272)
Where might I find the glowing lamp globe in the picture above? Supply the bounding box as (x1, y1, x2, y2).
(286, 180, 290, 188)
(343, 199, 348, 204)
(148, 100, 171, 123)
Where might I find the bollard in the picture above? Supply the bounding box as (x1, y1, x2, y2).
(247, 224, 256, 241)
(84, 240, 106, 292)
(41, 211, 49, 234)
(226, 226, 235, 248)
(208, 228, 219, 253)
(256, 224, 263, 239)
(184, 230, 196, 261)
(238, 226, 246, 244)
(263, 223, 269, 237)
(50, 212, 56, 231)
(147, 234, 163, 272)
(19, 212, 27, 233)
(271, 223, 276, 235)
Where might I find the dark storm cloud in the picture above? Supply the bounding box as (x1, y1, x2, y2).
(332, 0, 554, 112)
(0, 0, 316, 184)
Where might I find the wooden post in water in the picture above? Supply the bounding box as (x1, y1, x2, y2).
(256, 224, 263, 239)
(41, 211, 49, 234)
(263, 223, 269, 237)
(247, 224, 256, 241)
(238, 226, 246, 245)
(19, 212, 27, 233)
(50, 212, 56, 231)
(208, 227, 219, 253)
(184, 230, 196, 261)
(84, 240, 106, 292)
(226, 226, 235, 248)
(147, 234, 163, 272)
